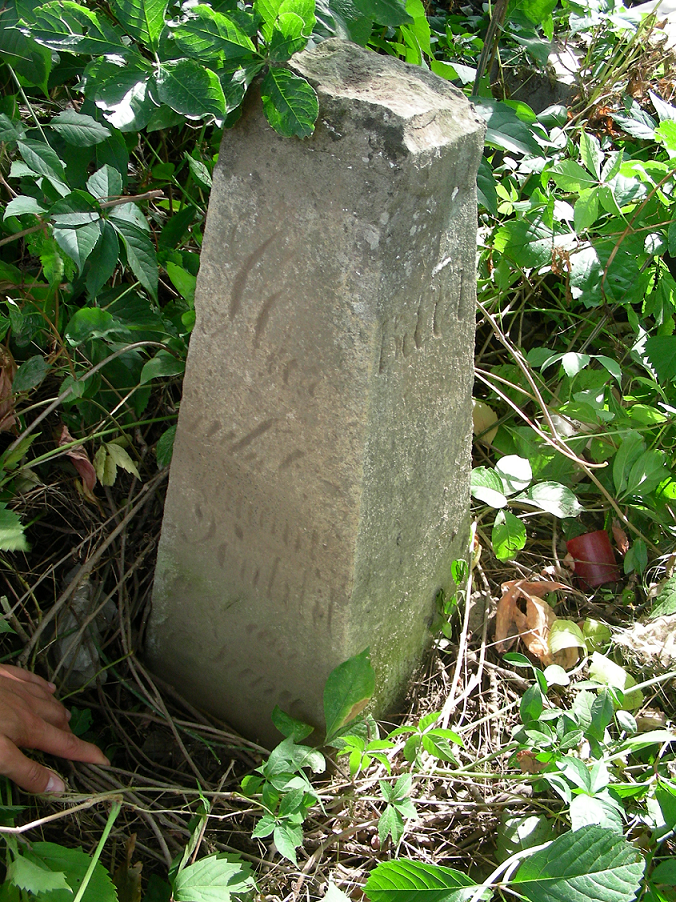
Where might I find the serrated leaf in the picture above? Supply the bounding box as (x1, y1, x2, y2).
(580, 130, 602, 179)
(156, 59, 226, 122)
(17, 138, 67, 189)
(87, 164, 123, 200)
(324, 648, 375, 741)
(650, 575, 676, 619)
(50, 111, 111, 146)
(12, 356, 49, 393)
(24, 842, 117, 902)
(173, 853, 256, 902)
(268, 12, 309, 61)
(261, 68, 318, 138)
(550, 159, 598, 192)
(274, 821, 302, 864)
(104, 441, 140, 479)
(492, 510, 526, 561)
(364, 859, 478, 902)
(83, 56, 156, 132)
(156, 425, 176, 468)
(0, 505, 28, 552)
(574, 188, 599, 233)
(645, 335, 676, 382)
(0, 7, 52, 92)
(53, 221, 102, 273)
(7, 855, 71, 895)
(110, 0, 167, 48)
(379, 804, 405, 845)
(49, 190, 101, 228)
(4, 196, 46, 220)
(24, 1, 129, 56)
(112, 219, 158, 300)
(512, 825, 644, 902)
(171, 5, 256, 62)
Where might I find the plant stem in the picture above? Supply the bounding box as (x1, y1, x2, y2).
(72, 799, 122, 902)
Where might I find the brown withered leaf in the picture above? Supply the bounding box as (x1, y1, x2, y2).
(612, 519, 629, 556)
(58, 424, 97, 498)
(0, 346, 17, 433)
(495, 579, 577, 668)
(516, 749, 547, 774)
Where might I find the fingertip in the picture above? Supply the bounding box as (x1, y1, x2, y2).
(47, 682, 57, 693)
(45, 772, 65, 794)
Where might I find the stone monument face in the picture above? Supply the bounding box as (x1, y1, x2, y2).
(148, 39, 485, 747)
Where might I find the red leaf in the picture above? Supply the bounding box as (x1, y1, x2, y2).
(58, 425, 97, 495)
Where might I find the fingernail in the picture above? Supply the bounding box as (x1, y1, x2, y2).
(47, 682, 56, 691)
(45, 774, 65, 794)
(66, 710, 72, 721)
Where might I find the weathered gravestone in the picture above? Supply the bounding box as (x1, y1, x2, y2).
(148, 39, 485, 747)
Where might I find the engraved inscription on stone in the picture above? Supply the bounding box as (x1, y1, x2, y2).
(148, 39, 485, 747)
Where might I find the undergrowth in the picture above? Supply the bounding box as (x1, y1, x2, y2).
(1, 0, 676, 897)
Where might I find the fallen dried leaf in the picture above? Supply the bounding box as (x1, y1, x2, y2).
(495, 579, 577, 668)
(516, 750, 547, 774)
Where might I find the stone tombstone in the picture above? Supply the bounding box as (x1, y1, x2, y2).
(148, 39, 485, 747)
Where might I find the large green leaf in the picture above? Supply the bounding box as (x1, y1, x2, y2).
(519, 482, 583, 518)
(17, 137, 67, 188)
(4, 196, 46, 219)
(85, 222, 120, 297)
(50, 110, 111, 146)
(110, 0, 167, 48)
(0, 0, 52, 92)
(22, 1, 129, 56)
(112, 219, 159, 300)
(473, 99, 541, 156)
(645, 335, 676, 382)
(82, 56, 156, 132)
(170, 5, 256, 63)
(260, 67, 318, 138)
(513, 826, 645, 902)
(323, 648, 375, 741)
(492, 510, 526, 560)
(7, 856, 71, 896)
(365, 859, 478, 902)
(352, 0, 411, 25)
(493, 217, 557, 270)
(87, 164, 123, 200)
(268, 12, 310, 61)
(173, 853, 255, 902)
(156, 59, 226, 121)
(23, 843, 117, 902)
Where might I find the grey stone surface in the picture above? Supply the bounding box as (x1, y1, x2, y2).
(147, 39, 485, 748)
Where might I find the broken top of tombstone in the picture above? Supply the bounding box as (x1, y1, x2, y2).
(147, 39, 485, 748)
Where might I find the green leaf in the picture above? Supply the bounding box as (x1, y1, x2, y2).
(105, 441, 140, 479)
(165, 260, 196, 301)
(12, 356, 49, 393)
(24, 1, 129, 56)
(156, 60, 226, 122)
(86, 222, 119, 298)
(653, 860, 676, 885)
(87, 164, 123, 200)
(185, 154, 212, 191)
(83, 57, 156, 132)
(493, 217, 558, 270)
(50, 111, 111, 146)
(550, 159, 598, 193)
(271, 706, 314, 741)
(7, 855, 71, 895)
(4, 195, 46, 219)
(574, 188, 599, 233)
(519, 482, 583, 518)
(0, 433, 39, 471)
(580, 131, 602, 179)
(24, 842, 117, 902)
(260, 68, 318, 138)
(645, 335, 676, 382)
(268, 11, 309, 61)
(496, 814, 553, 863)
(473, 100, 540, 156)
(364, 859, 478, 902)
(49, 190, 100, 228)
(110, 0, 167, 48)
(170, 6, 256, 62)
(649, 575, 676, 619)
(588, 653, 643, 712)
(492, 510, 526, 561)
(470, 467, 507, 508)
(352, 0, 411, 25)
(549, 620, 586, 654)
(53, 220, 102, 273)
(17, 137, 67, 189)
(112, 219, 159, 300)
(173, 852, 255, 902)
(0, 3, 52, 92)
(0, 505, 28, 553)
(520, 684, 543, 723)
(512, 826, 645, 902)
(324, 648, 375, 741)
(156, 425, 176, 468)
(379, 804, 405, 845)
(65, 307, 131, 346)
(140, 350, 185, 384)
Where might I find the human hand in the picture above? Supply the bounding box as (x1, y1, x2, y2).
(0, 664, 109, 794)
